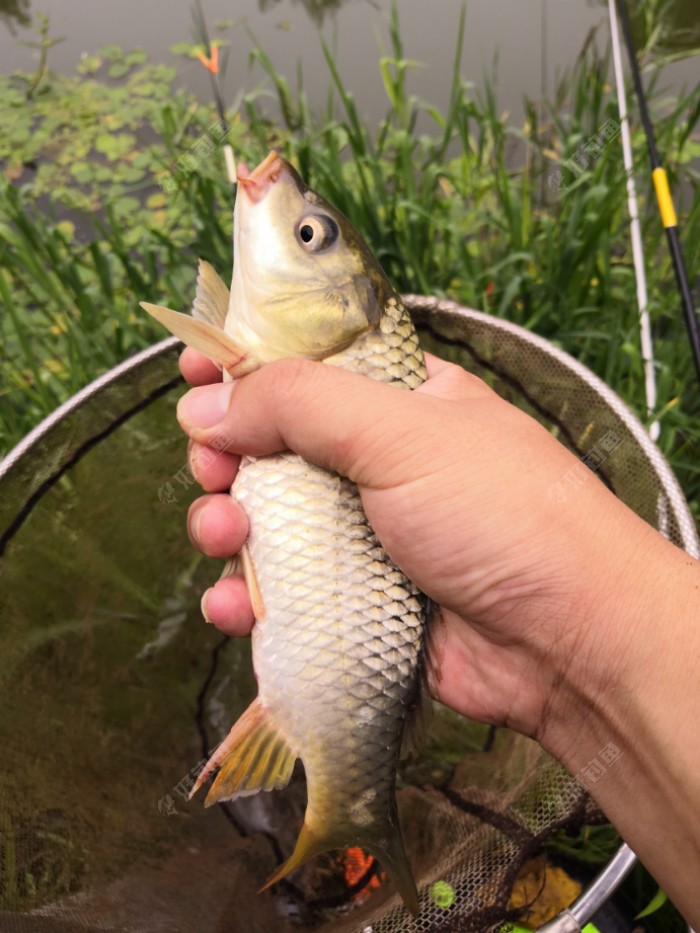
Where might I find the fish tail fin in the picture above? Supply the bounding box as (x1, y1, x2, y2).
(372, 830, 420, 917)
(260, 815, 419, 917)
(189, 697, 297, 803)
(258, 821, 330, 893)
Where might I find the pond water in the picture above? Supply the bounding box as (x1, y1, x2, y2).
(1, 0, 697, 129)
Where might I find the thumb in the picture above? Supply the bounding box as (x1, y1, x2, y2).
(176, 357, 487, 489)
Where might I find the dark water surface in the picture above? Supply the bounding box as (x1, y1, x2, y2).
(1, 0, 697, 129)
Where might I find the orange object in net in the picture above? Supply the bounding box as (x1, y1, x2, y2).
(340, 848, 385, 903)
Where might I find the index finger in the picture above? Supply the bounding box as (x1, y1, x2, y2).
(179, 347, 223, 386)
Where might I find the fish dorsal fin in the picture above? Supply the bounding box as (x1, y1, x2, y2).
(140, 301, 261, 378)
(189, 697, 297, 803)
(192, 259, 230, 329)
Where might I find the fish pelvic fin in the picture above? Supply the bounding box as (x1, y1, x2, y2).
(140, 301, 260, 378)
(189, 698, 296, 803)
(192, 259, 229, 329)
(260, 815, 419, 917)
(400, 675, 433, 760)
(401, 599, 440, 760)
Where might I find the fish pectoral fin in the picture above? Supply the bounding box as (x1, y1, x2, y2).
(217, 547, 265, 620)
(219, 554, 240, 580)
(192, 259, 230, 329)
(240, 543, 266, 621)
(189, 698, 296, 803)
(140, 302, 261, 377)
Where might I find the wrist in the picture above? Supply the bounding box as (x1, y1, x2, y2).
(536, 501, 700, 924)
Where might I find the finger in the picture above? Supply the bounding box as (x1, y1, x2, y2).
(187, 494, 249, 558)
(419, 351, 495, 402)
(188, 440, 240, 492)
(177, 357, 496, 489)
(201, 574, 254, 637)
(179, 347, 223, 386)
(422, 351, 452, 378)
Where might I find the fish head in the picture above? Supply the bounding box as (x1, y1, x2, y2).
(230, 151, 392, 359)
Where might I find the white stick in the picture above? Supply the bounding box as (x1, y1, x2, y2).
(223, 144, 237, 186)
(608, 0, 659, 441)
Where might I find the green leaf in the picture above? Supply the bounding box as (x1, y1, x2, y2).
(169, 42, 195, 56)
(635, 888, 668, 919)
(146, 192, 167, 209)
(125, 49, 148, 66)
(76, 55, 102, 75)
(98, 44, 123, 61)
(108, 63, 131, 79)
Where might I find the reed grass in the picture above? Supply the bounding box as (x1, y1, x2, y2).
(0, 8, 698, 530)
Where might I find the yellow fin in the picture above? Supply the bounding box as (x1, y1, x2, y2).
(258, 822, 329, 893)
(240, 543, 266, 621)
(260, 814, 419, 917)
(192, 259, 230, 329)
(189, 698, 296, 803)
(140, 301, 260, 377)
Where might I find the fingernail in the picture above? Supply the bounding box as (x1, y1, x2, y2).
(188, 502, 205, 545)
(177, 383, 234, 433)
(201, 588, 214, 624)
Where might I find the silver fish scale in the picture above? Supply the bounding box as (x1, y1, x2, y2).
(233, 295, 428, 834)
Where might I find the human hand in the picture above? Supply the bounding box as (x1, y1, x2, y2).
(176, 347, 668, 744)
(176, 344, 700, 926)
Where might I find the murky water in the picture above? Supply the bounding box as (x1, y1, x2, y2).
(1, 0, 697, 129)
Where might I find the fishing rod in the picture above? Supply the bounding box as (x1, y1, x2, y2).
(614, 0, 700, 388)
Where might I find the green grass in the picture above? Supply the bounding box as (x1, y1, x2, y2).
(1, 10, 697, 524)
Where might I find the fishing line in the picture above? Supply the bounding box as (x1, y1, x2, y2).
(614, 0, 700, 393)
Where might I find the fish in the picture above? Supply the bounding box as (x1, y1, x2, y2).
(141, 151, 431, 916)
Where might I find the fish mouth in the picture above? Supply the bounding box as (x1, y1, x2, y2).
(237, 151, 284, 203)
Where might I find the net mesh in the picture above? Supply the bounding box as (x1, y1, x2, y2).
(0, 298, 697, 933)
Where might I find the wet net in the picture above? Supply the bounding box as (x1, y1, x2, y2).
(1, 297, 697, 933)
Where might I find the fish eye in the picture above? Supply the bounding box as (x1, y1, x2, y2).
(296, 214, 339, 252)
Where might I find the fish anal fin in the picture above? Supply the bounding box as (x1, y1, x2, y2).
(140, 302, 260, 377)
(191, 698, 296, 804)
(192, 259, 230, 329)
(240, 543, 266, 621)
